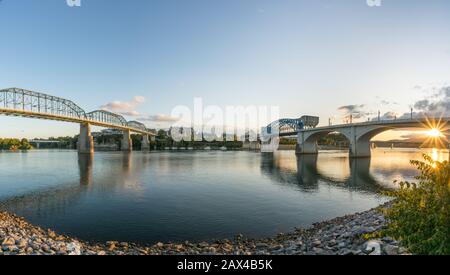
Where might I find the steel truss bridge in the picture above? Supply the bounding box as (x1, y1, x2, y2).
(264, 118, 306, 137)
(0, 88, 155, 153)
(262, 116, 450, 158)
(0, 88, 151, 134)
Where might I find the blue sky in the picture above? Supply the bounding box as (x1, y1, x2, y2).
(0, 0, 449, 138)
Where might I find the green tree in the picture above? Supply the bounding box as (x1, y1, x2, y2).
(0, 138, 32, 150)
(383, 155, 450, 255)
(20, 138, 33, 150)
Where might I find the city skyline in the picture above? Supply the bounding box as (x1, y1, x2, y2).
(1, 0, 449, 139)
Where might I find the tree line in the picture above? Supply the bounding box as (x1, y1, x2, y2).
(0, 138, 33, 150)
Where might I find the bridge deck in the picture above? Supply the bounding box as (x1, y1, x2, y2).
(0, 108, 154, 136)
(272, 117, 450, 137)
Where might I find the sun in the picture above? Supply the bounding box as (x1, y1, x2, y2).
(418, 116, 449, 149)
(426, 128, 444, 138)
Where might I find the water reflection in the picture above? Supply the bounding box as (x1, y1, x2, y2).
(1, 152, 138, 220)
(78, 153, 93, 185)
(261, 152, 382, 193)
(0, 149, 444, 243)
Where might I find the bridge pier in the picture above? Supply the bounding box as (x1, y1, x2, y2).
(349, 139, 371, 158)
(348, 126, 372, 158)
(141, 134, 150, 151)
(296, 132, 319, 155)
(121, 130, 133, 151)
(151, 136, 156, 150)
(78, 123, 94, 154)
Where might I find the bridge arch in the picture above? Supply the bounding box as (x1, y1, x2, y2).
(86, 110, 128, 127)
(127, 121, 147, 132)
(297, 129, 353, 154)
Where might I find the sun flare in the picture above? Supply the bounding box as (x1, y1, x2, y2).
(426, 128, 444, 138)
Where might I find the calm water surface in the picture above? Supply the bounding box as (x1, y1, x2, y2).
(0, 148, 447, 244)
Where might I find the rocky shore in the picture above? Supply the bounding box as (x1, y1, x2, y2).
(0, 203, 410, 255)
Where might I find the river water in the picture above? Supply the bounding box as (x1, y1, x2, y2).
(0, 148, 447, 244)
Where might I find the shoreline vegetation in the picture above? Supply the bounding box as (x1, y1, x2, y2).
(0, 138, 33, 151)
(0, 134, 444, 152)
(0, 203, 410, 255)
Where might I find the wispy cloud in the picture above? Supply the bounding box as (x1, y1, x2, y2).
(337, 104, 372, 121)
(100, 96, 146, 117)
(138, 114, 181, 123)
(380, 100, 399, 106)
(398, 86, 450, 119)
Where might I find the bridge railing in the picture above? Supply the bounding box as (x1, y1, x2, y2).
(313, 116, 449, 130)
(262, 115, 449, 137)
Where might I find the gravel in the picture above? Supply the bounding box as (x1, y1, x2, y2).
(0, 203, 410, 255)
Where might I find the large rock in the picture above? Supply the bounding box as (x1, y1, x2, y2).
(365, 240, 382, 255)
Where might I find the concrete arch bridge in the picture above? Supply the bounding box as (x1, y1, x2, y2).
(262, 116, 450, 158)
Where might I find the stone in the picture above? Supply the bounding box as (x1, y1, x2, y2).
(338, 248, 354, 255)
(67, 242, 81, 255)
(365, 240, 382, 255)
(313, 247, 325, 254)
(17, 239, 28, 248)
(273, 244, 283, 250)
(255, 243, 268, 249)
(2, 237, 16, 246)
(48, 230, 56, 238)
(383, 244, 399, 255)
(7, 245, 18, 252)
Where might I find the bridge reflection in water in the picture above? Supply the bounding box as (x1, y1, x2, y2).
(23, 150, 421, 216)
(0, 152, 143, 219)
(260, 151, 386, 193)
(3, 150, 433, 243)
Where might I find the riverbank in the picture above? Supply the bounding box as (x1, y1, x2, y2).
(0, 203, 410, 255)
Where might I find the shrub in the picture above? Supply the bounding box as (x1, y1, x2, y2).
(383, 154, 450, 255)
